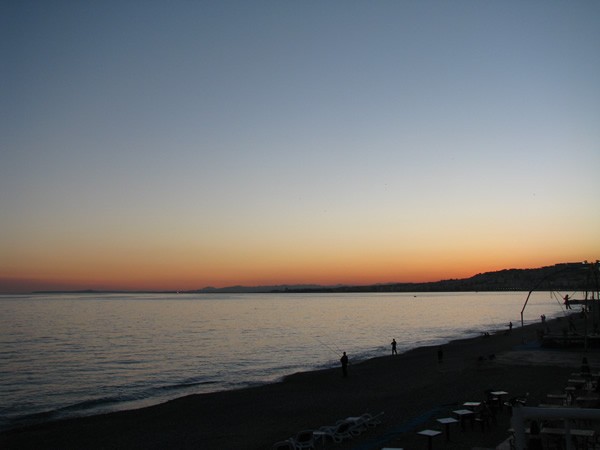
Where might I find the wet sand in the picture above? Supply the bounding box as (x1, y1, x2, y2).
(2, 313, 597, 450)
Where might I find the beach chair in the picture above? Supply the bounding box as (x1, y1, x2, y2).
(318, 420, 354, 443)
(292, 430, 315, 449)
(346, 412, 384, 436)
(360, 411, 384, 427)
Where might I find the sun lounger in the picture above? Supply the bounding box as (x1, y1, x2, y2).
(318, 420, 355, 443)
(316, 411, 383, 444)
(344, 416, 366, 436)
(291, 430, 316, 449)
(360, 411, 385, 427)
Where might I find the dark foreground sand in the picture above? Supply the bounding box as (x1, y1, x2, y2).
(3, 313, 599, 450)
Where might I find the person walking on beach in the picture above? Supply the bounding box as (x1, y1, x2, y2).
(340, 352, 348, 378)
(391, 339, 397, 355)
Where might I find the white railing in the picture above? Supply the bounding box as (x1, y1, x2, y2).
(511, 406, 600, 450)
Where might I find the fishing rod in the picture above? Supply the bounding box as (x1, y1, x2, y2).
(551, 291, 568, 316)
(313, 336, 344, 358)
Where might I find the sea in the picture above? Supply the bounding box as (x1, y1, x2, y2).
(0, 291, 571, 432)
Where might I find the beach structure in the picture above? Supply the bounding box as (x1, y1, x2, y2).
(511, 406, 600, 450)
(521, 261, 600, 349)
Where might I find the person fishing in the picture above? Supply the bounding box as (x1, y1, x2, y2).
(391, 339, 397, 355)
(564, 294, 572, 309)
(340, 352, 349, 378)
(313, 337, 348, 377)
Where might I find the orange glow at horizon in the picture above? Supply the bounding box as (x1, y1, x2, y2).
(2, 248, 597, 294)
(2, 210, 598, 294)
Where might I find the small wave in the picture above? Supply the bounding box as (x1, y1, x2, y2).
(55, 380, 222, 412)
(55, 395, 126, 413)
(152, 380, 219, 392)
(3, 393, 134, 429)
(0, 404, 92, 432)
(1, 378, 228, 432)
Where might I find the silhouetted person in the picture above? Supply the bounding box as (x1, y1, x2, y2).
(508, 321, 513, 333)
(564, 294, 572, 309)
(340, 352, 348, 377)
(391, 339, 397, 355)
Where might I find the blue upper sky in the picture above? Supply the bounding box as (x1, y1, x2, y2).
(1, 1, 599, 292)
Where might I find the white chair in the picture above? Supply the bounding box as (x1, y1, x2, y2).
(360, 411, 384, 427)
(292, 430, 315, 449)
(319, 420, 354, 443)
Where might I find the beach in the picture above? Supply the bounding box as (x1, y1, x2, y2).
(2, 313, 597, 450)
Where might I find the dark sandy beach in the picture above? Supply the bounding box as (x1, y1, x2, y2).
(2, 313, 598, 450)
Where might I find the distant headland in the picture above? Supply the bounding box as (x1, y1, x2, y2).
(33, 261, 598, 295)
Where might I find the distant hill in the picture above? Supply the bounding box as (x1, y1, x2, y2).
(32, 262, 598, 295)
(269, 262, 599, 293)
(189, 284, 331, 294)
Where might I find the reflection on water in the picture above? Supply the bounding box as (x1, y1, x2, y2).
(0, 291, 566, 430)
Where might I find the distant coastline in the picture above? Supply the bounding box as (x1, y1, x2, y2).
(31, 261, 598, 295)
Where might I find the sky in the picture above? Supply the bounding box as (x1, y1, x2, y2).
(1, 1, 599, 293)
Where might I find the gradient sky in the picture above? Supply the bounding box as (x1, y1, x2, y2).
(2, 1, 599, 293)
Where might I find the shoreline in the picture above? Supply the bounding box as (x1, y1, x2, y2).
(2, 313, 597, 450)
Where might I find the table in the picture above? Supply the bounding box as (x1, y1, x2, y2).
(463, 401, 481, 408)
(436, 417, 459, 441)
(489, 391, 508, 411)
(417, 429, 442, 450)
(546, 393, 568, 406)
(490, 391, 508, 396)
(453, 409, 474, 431)
(490, 391, 508, 402)
(547, 393, 567, 400)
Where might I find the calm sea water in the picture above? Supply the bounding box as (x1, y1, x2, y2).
(0, 291, 569, 431)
